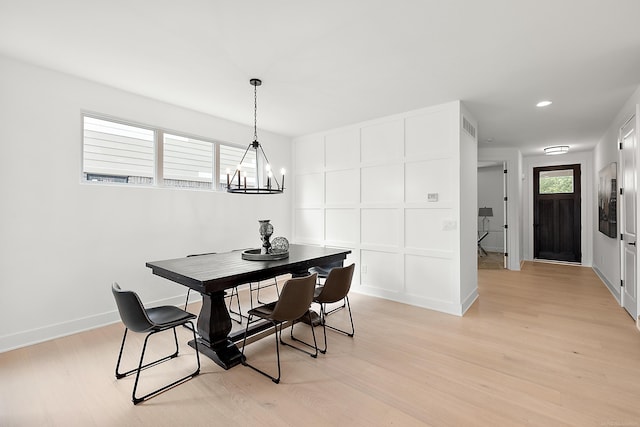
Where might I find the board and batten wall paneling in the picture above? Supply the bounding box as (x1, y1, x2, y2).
(294, 134, 324, 173)
(361, 208, 401, 247)
(295, 173, 324, 206)
(326, 209, 359, 244)
(405, 107, 453, 159)
(326, 129, 360, 170)
(405, 254, 454, 304)
(361, 164, 404, 204)
(361, 120, 404, 163)
(326, 169, 360, 205)
(294, 209, 324, 243)
(342, 249, 361, 291)
(405, 159, 454, 204)
(292, 100, 477, 316)
(361, 250, 403, 292)
(405, 208, 454, 253)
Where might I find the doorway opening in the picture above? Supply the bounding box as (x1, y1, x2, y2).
(533, 164, 581, 263)
(478, 161, 508, 270)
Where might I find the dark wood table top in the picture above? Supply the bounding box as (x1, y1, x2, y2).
(146, 244, 351, 294)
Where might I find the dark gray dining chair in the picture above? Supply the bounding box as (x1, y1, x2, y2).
(112, 283, 200, 404)
(240, 274, 318, 384)
(233, 248, 280, 313)
(308, 259, 347, 315)
(294, 264, 355, 353)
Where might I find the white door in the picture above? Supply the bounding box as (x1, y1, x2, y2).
(621, 115, 637, 320)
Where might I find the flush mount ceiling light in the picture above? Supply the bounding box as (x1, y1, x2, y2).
(227, 78, 285, 194)
(536, 100, 553, 107)
(544, 145, 569, 155)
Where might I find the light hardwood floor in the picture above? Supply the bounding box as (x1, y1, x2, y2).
(2, 262, 640, 426)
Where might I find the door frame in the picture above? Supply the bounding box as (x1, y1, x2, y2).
(524, 152, 593, 265)
(477, 161, 509, 266)
(478, 149, 522, 271)
(619, 113, 638, 321)
(533, 164, 582, 262)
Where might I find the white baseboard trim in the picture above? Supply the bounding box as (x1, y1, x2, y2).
(353, 286, 467, 316)
(0, 294, 196, 354)
(592, 265, 621, 303)
(461, 288, 479, 314)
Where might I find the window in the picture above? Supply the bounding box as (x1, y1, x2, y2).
(83, 116, 154, 184)
(82, 114, 255, 192)
(538, 169, 574, 194)
(163, 133, 214, 189)
(219, 144, 257, 191)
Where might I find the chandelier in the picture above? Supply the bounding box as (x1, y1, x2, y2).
(226, 78, 285, 194)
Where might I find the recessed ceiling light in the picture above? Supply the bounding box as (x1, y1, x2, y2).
(536, 100, 552, 107)
(544, 145, 569, 155)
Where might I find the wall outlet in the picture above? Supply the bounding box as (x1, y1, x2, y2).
(427, 193, 438, 202)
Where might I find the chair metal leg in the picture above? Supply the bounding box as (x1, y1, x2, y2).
(115, 328, 180, 379)
(292, 297, 354, 354)
(321, 296, 355, 338)
(241, 316, 282, 384)
(227, 286, 244, 324)
(323, 297, 347, 316)
(115, 328, 130, 379)
(256, 278, 280, 305)
(184, 289, 191, 311)
(115, 322, 200, 405)
(182, 289, 199, 332)
(287, 311, 320, 356)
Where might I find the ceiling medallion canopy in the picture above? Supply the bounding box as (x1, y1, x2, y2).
(227, 78, 285, 194)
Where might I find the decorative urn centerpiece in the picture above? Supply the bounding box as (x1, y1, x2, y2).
(258, 219, 274, 254)
(241, 220, 289, 261)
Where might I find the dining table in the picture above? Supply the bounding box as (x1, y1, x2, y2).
(146, 244, 351, 369)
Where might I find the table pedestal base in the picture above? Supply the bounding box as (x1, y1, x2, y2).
(188, 338, 243, 370)
(299, 310, 322, 326)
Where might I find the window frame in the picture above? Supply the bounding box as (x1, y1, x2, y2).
(81, 114, 157, 186)
(81, 112, 252, 192)
(538, 168, 575, 195)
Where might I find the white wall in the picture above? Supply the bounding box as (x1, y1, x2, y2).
(459, 103, 479, 310)
(0, 55, 292, 352)
(292, 101, 478, 316)
(522, 152, 593, 266)
(592, 85, 640, 301)
(478, 147, 523, 270)
(478, 165, 505, 252)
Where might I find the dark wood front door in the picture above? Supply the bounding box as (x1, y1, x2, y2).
(533, 164, 581, 262)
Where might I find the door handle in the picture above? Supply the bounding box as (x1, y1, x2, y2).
(629, 241, 636, 246)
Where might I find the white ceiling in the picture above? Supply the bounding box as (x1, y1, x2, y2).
(1, 0, 640, 155)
